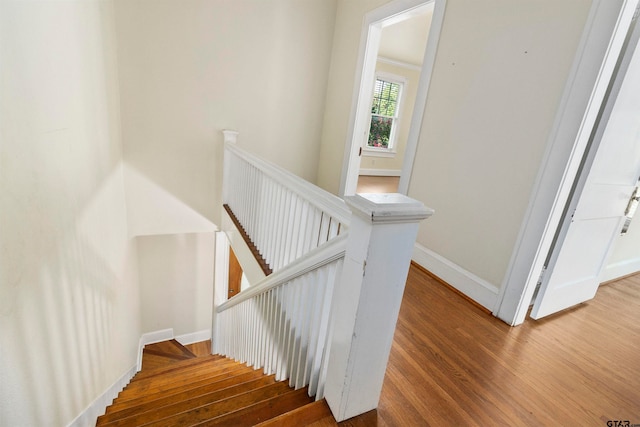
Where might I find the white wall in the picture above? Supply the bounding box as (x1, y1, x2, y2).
(137, 234, 215, 336)
(317, 0, 593, 303)
(317, 0, 390, 192)
(0, 2, 141, 426)
(114, 0, 338, 228)
(408, 0, 591, 288)
(112, 0, 338, 356)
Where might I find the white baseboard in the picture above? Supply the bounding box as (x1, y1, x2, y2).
(412, 243, 500, 311)
(69, 328, 212, 426)
(601, 257, 640, 282)
(67, 364, 137, 427)
(358, 168, 402, 177)
(175, 329, 211, 346)
(137, 328, 174, 371)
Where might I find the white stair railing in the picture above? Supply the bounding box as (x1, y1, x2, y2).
(213, 235, 346, 399)
(222, 132, 350, 273)
(216, 130, 432, 420)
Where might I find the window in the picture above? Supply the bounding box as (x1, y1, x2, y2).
(367, 73, 405, 152)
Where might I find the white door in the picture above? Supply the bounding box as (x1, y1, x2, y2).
(531, 20, 640, 319)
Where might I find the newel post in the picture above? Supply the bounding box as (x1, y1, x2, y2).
(222, 129, 239, 144)
(324, 193, 433, 421)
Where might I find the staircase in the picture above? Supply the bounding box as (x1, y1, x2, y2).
(97, 340, 335, 426)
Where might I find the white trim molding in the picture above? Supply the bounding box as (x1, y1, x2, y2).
(70, 328, 213, 426)
(359, 168, 402, 176)
(377, 56, 422, 71)
(175, 329, 211, 347)
(494, 0, 639, 326)
(601, 257, 640, 283)
(67, 365, 137, 427)
(362, 148, 398, 158)
(412, 243, 500, 311)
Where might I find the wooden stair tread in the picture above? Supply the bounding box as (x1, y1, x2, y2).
(100, 340, 326, 427)
(114, 365, 255, 403)
(254, 399, 334, 426)
(104, 369, 268, 415)
(132, 354, 225, 380)
(139, 339, 198, 371)
(143, 339, 197, 359)
(139, 353, 182, 372)
(127, 357, 239, 388)
(130, 381, 295, 426)
(184, 340, 212, 357)
(306, 417, 340, 426)
(100, 378, 287, 426)
(192, 387, 314, 426)
(100, 374, 276, 422)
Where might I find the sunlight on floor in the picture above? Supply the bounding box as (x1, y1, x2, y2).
(356, 175, 400, 193)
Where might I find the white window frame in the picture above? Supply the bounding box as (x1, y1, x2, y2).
(364, 71, 407, 157)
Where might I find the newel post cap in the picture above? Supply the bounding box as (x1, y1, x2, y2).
(222, 129, 239, 144)
(345, 193, 434, 224)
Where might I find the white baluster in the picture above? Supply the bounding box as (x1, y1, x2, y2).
(306, 269, 322, 395)
(273, 285, 283, 380)
(257, 293, 266, 369)
(295, 201, 310, 259)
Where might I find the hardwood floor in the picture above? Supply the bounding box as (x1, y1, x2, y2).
(356, 175, 400, 193)
(343, 264, 640, 426)
(118, 267, 639, 425)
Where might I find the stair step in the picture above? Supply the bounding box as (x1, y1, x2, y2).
(192, 387, 314, 426)
(139, 353, 183, 372)
(144, 339, 197, 358)
(106, 370, 265, 414)
(128, 356, 237, 388)
(114, 364, 254, 403)
(184, 340, 212, 357)
(100, 340, 323, 426)
(254, 399, 334, 426)
(132, 354, 225, 381)
(99, 376, 282, 426)
(129, 381, 295, 426)
(99, 374, 276, 423)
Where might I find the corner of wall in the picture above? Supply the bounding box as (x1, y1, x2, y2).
(136, 329, 174, 371)
(412, 243, 500, 311)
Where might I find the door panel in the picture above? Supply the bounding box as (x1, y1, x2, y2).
(531, 19, 640, 319)
(532, 217, 623, 318)
(575, 183, 636, 219)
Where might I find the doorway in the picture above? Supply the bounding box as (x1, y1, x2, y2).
(339, 0, 446, 197)
(493, 0, 640, 326)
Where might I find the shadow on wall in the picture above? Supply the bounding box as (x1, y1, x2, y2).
(123, 162, 219, 237)
(1, 165, 140, 426)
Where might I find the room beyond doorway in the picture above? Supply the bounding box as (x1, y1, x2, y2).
(357, 175, 400, 193)
(339, 0, 444, 197)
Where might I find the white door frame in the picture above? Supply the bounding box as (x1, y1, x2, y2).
(338, 0, 446, 197)
(494, 0, 639, 326)
(531, 11, 640, 319)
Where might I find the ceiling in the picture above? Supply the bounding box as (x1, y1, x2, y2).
(378, 4, 434, 67)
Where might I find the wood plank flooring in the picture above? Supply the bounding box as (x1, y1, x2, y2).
(356, 175, 400, 193)
(343, 264, 640, 426)
(111, 266, 639, 425)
